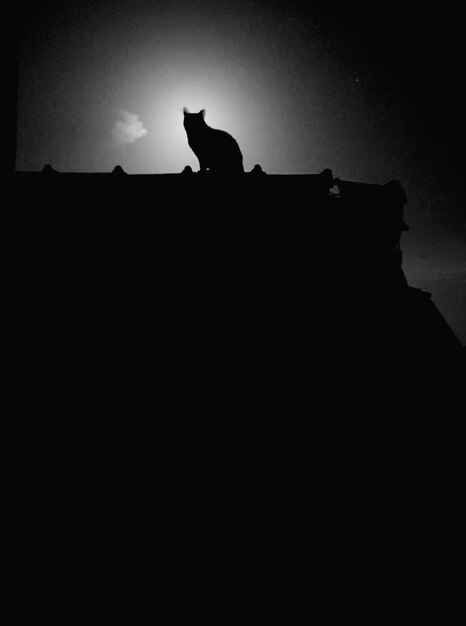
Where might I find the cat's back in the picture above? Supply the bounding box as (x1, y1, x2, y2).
(208, 127, 243, 170)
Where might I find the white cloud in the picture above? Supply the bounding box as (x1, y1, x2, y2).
(113, 110, 147, 145)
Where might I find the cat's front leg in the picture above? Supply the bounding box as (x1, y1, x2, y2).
(198, 159, 208, 174)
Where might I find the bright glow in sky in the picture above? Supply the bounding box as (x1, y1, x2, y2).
(134, 69, 268, 173)
(16, 1, 359, 175)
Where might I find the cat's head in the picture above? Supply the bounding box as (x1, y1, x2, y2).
(183, 108, 206, 130)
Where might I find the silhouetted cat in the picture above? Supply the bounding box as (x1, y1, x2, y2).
(183, 108, 244, 174)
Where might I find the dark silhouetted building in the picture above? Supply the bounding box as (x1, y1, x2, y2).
(12, 166, 464, 411)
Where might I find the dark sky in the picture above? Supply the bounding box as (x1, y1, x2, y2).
(16, 0, 465, 343)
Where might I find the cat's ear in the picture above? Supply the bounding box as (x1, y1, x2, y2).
(183, 107, 189, 115)
(199, 109, 206, 118)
